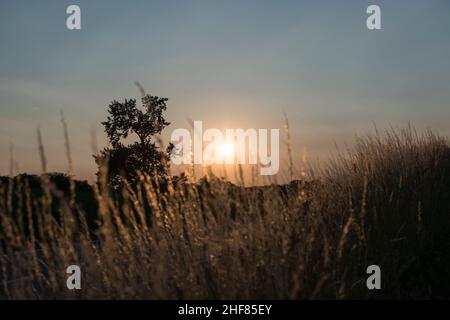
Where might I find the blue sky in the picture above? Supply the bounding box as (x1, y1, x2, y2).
(1, 0, 450, 179)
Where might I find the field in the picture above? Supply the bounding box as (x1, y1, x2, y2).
(1, 126, 450, 299)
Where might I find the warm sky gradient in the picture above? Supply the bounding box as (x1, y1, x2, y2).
(1, 0, 450, 180)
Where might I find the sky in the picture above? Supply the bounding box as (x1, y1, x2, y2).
(1, 0, 450, 181)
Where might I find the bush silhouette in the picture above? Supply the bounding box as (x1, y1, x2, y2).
(95, 94, 174, 189)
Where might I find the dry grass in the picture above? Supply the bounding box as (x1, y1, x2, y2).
(1, 126, 450, 299)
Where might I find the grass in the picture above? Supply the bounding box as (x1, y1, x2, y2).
(1, 125, 450, 299)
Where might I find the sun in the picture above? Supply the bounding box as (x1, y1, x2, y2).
(218, 142, 235, 160)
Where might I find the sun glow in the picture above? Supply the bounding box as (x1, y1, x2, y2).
(218, 142, 235, 159)
(170, 121, 280, 174)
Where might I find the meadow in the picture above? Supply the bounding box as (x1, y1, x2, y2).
(1, 126, 450, 299)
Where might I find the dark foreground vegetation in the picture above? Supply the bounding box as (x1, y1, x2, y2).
(1, 127, 450, 299)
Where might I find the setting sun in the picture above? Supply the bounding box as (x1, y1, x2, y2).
(218, 142, 235, 159)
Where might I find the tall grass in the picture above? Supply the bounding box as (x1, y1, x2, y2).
(1, 126, 450, 299)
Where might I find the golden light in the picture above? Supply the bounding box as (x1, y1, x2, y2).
(218, 142, 235, 160)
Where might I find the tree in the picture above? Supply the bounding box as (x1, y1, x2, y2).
(95, 93, 173, 189)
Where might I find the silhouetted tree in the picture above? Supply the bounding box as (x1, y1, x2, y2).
(95, 94, 173, 189)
